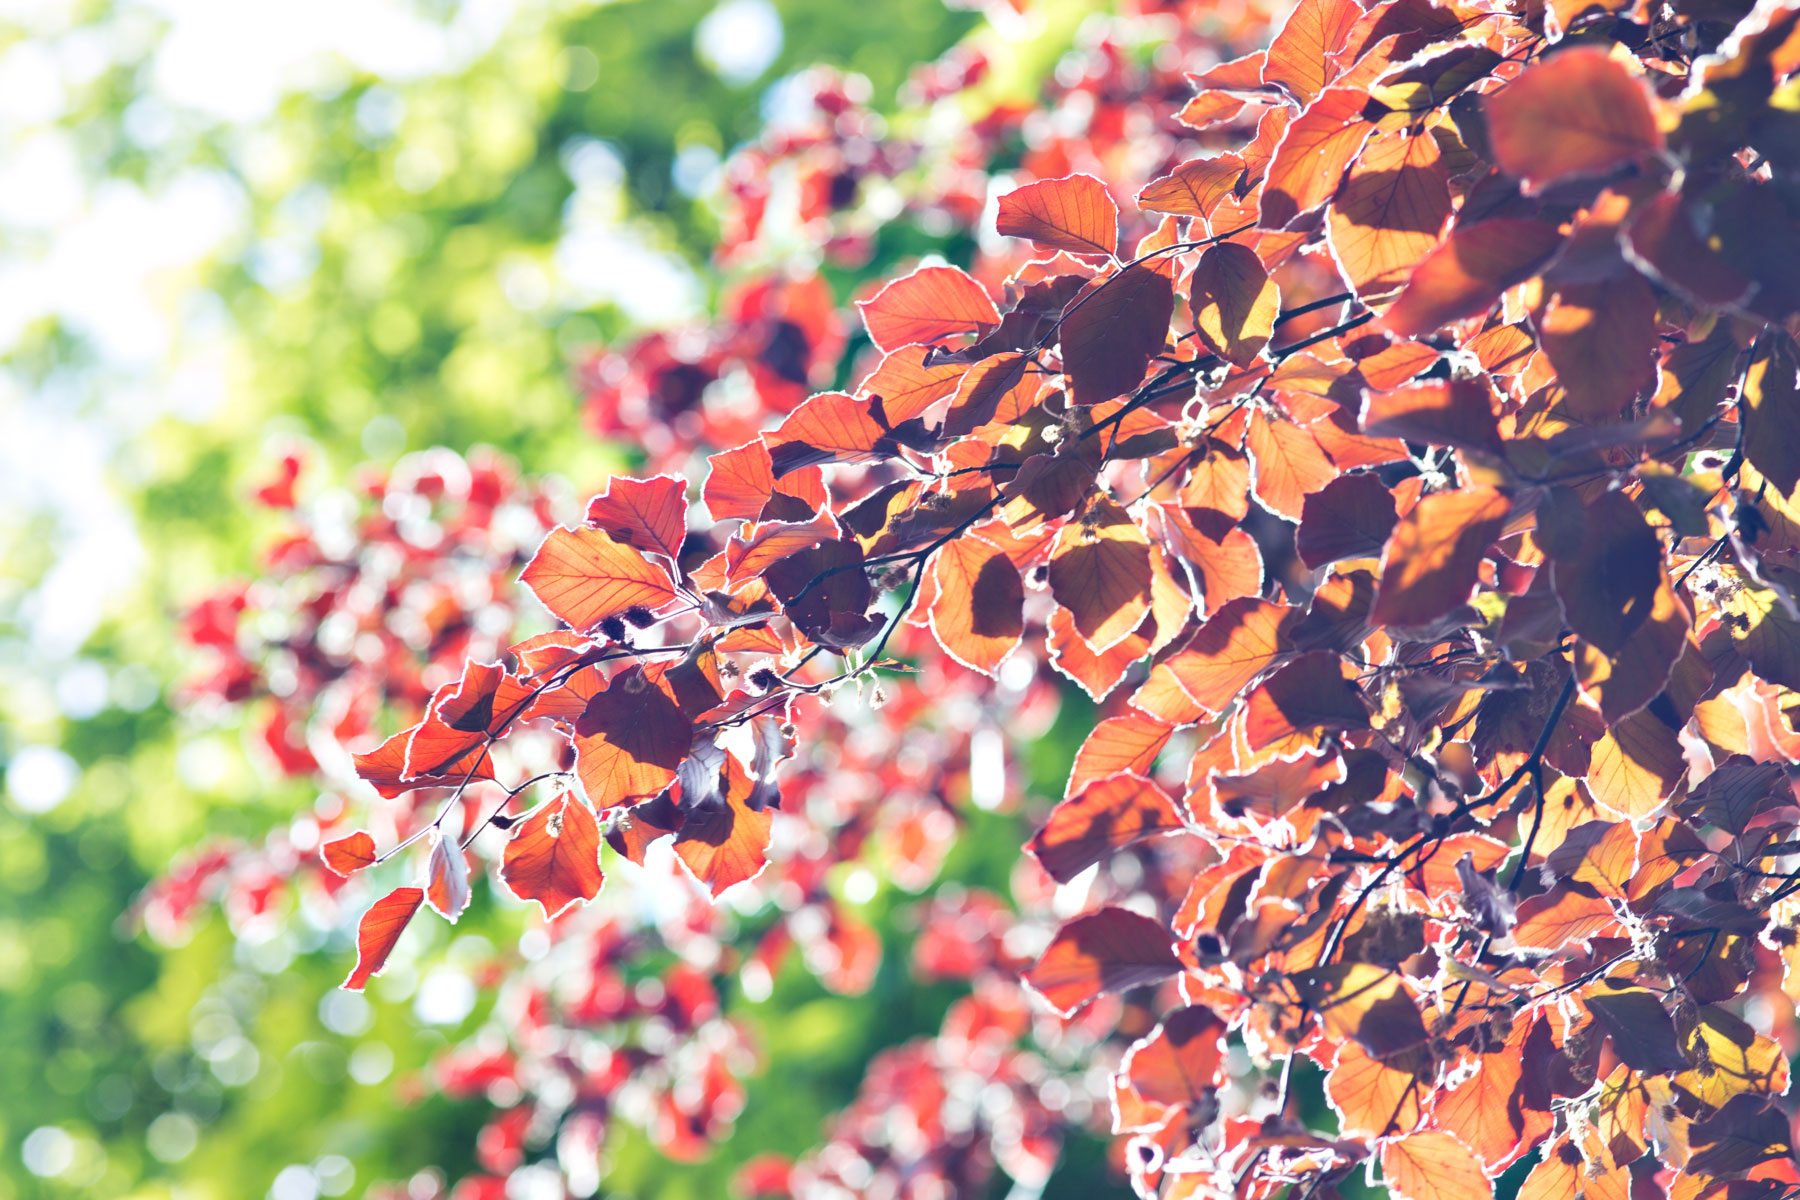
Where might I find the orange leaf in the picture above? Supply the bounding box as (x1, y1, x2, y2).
(1327, 126, 1452, 302)
(674, 755, 774, 896)
(1030, 774, 1188, 883)
(1068, 714, 1174, 797)
(768, 392, 897, 476)
(1586, 708, 1685, 820)
(521, 525, 679, 632)
(1436, 1044, 1534, 1172)
(1161, 597, 1292, 713)
(1122, 1006, 1227, 1120)
(343, 886, 424, 991)
(1296, 473, 1398, 568)
(321, 831, 377, 877)
(944, 351, 1036, 435)
(1061, 263, 1175, 405)
(1247, 411, 1335, 521)
(353, 727, 495, 799)
(859, 345, 967, 425)
(1370, 486, 1509, 627)
(1136, 155, 1245, 220)
(585, 474, 687, 563)
(1048, 496, 1154, 652)
(1485, 47, 1662, 191)
(856, 264, 1000, 353)
(1360, 378, 1502, 453)
(1024, 907, 1180, 1016)
(573, 667, 693, 810)
(1328, 1041, 1427, 1139)
(1244, 650, 1371, 749)
(500, 793, 604, 920)
(704, 439, 778, 522)
(928, 535, 1025, 675)
(1382, 219, 1563, 338)
(1189, 242, 1280, 367)
(996, 174, 1119, 257)
(1263, 0, 1360, 103)
(1380, 1131, 1490, 1200)
(1511, 885, 1618, 950)
(1259, 88, 1374, 228)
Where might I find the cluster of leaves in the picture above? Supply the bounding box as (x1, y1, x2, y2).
(169, 0, 1800, 1197)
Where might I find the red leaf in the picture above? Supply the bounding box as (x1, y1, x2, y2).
(1024, 907, 1180, 1016)
(1122, 1006, 1228, 1122)
(928, 535, 1025, 675)
(1029, 774, 1188, 883)
(353, 727, 496, 799)
(1246, 410, 1336, 521)
(944, 352, 1036, 436)
(343, 886, 424, 991)
(585, 475, 687, 563)
(860, 345, 968, 424)
(573, 667, 694, 809)
(1259, 88, 1374, 228)
(1381, 219, 1563, 337)
(704, 440, 778, 523)
(1485, 47, 1662, 190)
(521, 525, 679, 632)
(1068, 714, 1174, 797)
(856, 265, 1000, 354)
(500, 792, 603, 920)
(1296, 473, 1398, 568)
(321, 831, 377, 877)
(1512, 886, 1618, 949)
(1370, 486, 1510, 627)
(1189, 242, 1280, 367)
(996, 174, 1119, 257)
(1061, 263, 1175, 406)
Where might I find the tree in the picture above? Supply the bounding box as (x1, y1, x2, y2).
(167, 0, 1800, 1198)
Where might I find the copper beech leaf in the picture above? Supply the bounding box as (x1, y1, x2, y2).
(499, 793, 604, 920)
(1743, 334, 1800, 495)
(321, 832, 377, 877)
(996, 173, 1119, 257)
(1189, 242, 1279, 367)
(1296, 473, 1398, 568)
(1260, 87, 1373, 228)
(1029, 774, 1188, 883)
(767, 391, 898, 475)
(1546, 490, 1661, 656)
(1382, 219, 1563, 337)
(1485, 47, 1663, 191)
(343, 886, 424, 991)
(1061, 263, 1175, 405)
(1326, 126, 1453, 302)
(856, 264, 1000, 353)
(520, 525, 679, 632)
(584, 474, 687, 563)
(1380, 1132, 1490, 1200)
(673, 755, 773, 897)
(927, 535, 1024, 675)
(1048, 496, 1154, 652)
(1024, 907, 1181, 1016)
(1371, 486, 1510, 627)
(425, 831, 471, 922)
(1262, 0, 1360, 105)
(1136, 155, 1245, 220)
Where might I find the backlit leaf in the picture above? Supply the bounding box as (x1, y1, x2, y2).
(585, 474, 688, 563)
(1024, 907, 1181, 1016)
(343, 886, 424, 991)
(1061, 263, 1175, 405)
(1048, 496, 1154, 652)
(1371, 486, 1509, 627)
(996, 174, 1119, 257)
(1029, 774, 1188, 883)
(1260, 88, 1374, 228)
(857, 264, 1000, 353)
(1296, 473, 1398, 568)
(321, 832, 377, 878)
(1382, 219, 1563, 337)
(500, 793, 604, 920)
(928, 535, 1025, 675)
(1327, 127, 1453, 302)
(1189, 242, 1279, 368)
(1380, 1132, 1490, 1200)
(521, 525, 679, 632)
(1485, 47, 1662, 190)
